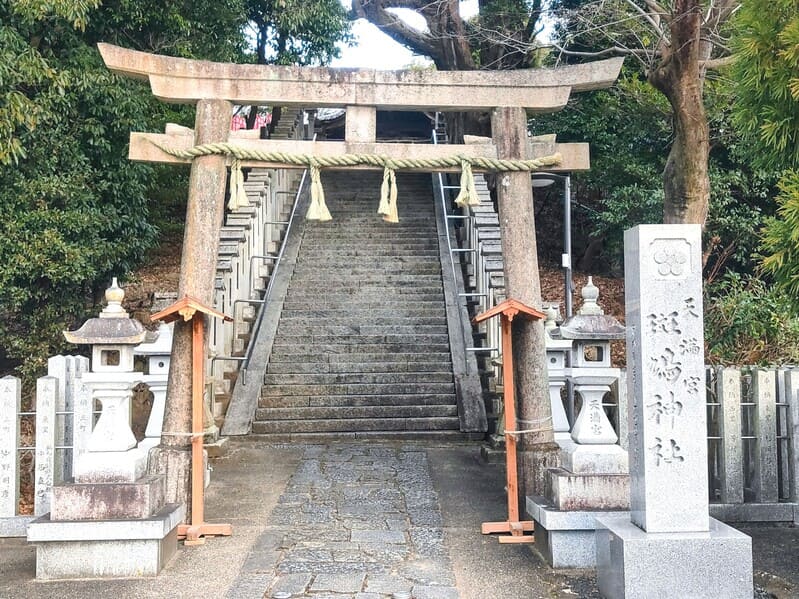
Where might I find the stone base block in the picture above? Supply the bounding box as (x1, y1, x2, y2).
(204, 436, 229, 458)
(27, 503, 184, 580)
(560, 442, 628, 474)
(527, 495, 628, 569)
(596, 515, 752, 598)
(479, 444, 506, 464)
(73, 447, 148, 483)
(51, 475, 165, 521)
(710, 502, 799, 524)
(0, 516, 35, 538)
(548, 467, 629, 510)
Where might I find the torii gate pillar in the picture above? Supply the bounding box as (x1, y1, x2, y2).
(148, 99, 231, 516)
(492, 107, 560, 501)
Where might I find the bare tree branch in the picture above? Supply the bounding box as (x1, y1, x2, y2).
(350, 0, 442, 63)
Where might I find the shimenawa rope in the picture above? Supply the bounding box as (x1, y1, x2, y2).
(151, 141, 562, 223)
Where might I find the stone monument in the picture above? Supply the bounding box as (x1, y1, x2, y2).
(595, 225, 752, 598)
(27, 280, 184, 579)
(527, 281, 628, 568)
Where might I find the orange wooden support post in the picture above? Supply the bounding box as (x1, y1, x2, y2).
(473, 299, 545, 544)
(152, 296, 234, 546)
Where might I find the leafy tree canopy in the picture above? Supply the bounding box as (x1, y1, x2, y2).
(729, 0, 799, 299)
(246, 0, 352, 65)
(0, 0, 250, 378)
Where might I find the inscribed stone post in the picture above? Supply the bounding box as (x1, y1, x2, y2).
(48, 355, 88, 483)
(625, 225, 708, 533)
(34, 377, 58, 516)
(753, 369, 779, 503)
(596, 224, 753, 599)
(0, 376, 21, 517)
(786, 369, 799, 505)
(718, 367, 743, 504)
(72, 376, 92, 461)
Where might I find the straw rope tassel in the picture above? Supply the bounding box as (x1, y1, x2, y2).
(306, 162, 332, 221)
(454, 160, 479, 208)
(227, 159, 245, 210)
(378, 162, 399, 223)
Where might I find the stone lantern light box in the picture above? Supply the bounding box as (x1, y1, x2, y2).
(63, 278, 146, 373)
(555, 277, 625, 369)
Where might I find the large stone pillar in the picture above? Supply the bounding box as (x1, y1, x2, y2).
(149, 99, 231, 514)
(491, 107, 558, 499)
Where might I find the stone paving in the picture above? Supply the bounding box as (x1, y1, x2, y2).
(227, 444, 458, 599)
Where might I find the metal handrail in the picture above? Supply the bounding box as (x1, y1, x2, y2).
(432, 113, 499, 361)
(237, 134, 317, 386)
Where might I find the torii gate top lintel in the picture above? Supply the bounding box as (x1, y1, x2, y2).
(98, 43, 623, 112)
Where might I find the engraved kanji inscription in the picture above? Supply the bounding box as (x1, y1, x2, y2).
(648, 312, 681, 335)
(682, 376, 701, 395)
(647, 391, 684, 428)
(649, 437, 685, 466)
(648, 348, 683, 382)
(679, 337, 701, 355)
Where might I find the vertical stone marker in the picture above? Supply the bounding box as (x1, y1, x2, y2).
(0, 376, 21, 517)
(34, 377, 57, 516)
(596, 224, 752, 599)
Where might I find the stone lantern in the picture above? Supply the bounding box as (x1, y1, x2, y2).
(28, 278, 183, 580)
(556, 277, 625, 449)
(62, 278, 147, 480)
(527, 278, 629, 570)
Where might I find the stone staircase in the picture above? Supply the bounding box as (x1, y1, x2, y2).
(251, 171, 466, 440)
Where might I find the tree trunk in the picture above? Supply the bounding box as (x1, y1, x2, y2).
(491, 107, 559, 501)
(649, 0, 710, 225)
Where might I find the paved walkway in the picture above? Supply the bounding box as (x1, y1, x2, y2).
(0, 440, 795, 598)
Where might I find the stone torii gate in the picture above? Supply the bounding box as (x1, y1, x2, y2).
(99, 43, 623, 514)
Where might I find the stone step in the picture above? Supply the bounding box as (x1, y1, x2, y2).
(270, 342, 451, 354)
(250, 416, 460, 434)
(285, 288, 444, 298)
(263, 372, 453, 385)
(302, 225, 437, 233)
(258, 393, 457, 408)
(284, 270, 441, 290)
(275, 324, 449, 336)
(266, 361, 451, 374)
(292, 264, 442, 274)
(244, 430, 482, 442)
(279, 308, 446, 318)
(297, 253, 441, 261)
(277, 316, 447, 326)
(261, 381, 455, 396)
(271, 333, 450, 346)
(255, 404, 458, 421)
(268, 351, 452, 363)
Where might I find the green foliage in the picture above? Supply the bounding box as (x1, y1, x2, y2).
(704, 272, 799, 365)
(760, 170, 799, 296)
(731, 0, 799, 171)
(246, 0, 352, 65)
(530, 69, 777, 274)
(0, 0, 250, 379)
(729, 0, 799, 297)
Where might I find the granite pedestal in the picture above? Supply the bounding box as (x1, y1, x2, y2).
(596, 515, 752, 598)
(594, 225, 753, 598)
(28, 503, 184, 579)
